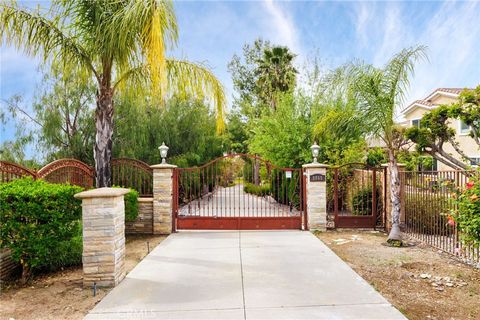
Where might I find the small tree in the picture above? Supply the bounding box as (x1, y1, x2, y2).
(351, 46, 427, 244)
(405, 86, 480, 169)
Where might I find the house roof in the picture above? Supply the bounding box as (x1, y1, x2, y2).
(402, 99, 436, 115)
(402, 87, 467, 115)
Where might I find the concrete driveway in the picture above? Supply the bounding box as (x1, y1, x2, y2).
(85, 231, 406, 320)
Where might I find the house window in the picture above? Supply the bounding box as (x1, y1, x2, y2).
(470, 157, 480, 167)
(459, 120, 470, 134)
(411, 119, 421, 128)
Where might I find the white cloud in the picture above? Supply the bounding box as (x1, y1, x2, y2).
(354, 2, 375, 47)
(261, 0, 302, 56)
(373, 3, 410, 66)
(408, 1, 480, 103)
(351, 1, 480, 114)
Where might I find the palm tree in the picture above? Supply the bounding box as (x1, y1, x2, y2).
(1, 0, 225, 187)
(255, 46, 297, 109)
(352, 46, 427, 244)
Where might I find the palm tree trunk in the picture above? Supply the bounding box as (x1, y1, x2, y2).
(254, 158, 260, 185)
(94, 87, 114, 187)
(387, 148, 402, 242)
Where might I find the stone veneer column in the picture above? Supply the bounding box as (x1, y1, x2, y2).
(151, 163, 177, 234)
(74, 187, 129, 287)
(302, 163, 329, 231)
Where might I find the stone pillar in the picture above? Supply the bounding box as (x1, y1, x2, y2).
(302, 163, 329, 231)
(151, 163, 177, 234)
(381, 163, 406, 231)
(74, 187, 129, 287)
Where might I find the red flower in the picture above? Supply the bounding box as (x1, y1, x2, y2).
(447, 215, 456, 227)
(466, 181, 474, 190)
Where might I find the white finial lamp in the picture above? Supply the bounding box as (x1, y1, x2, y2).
(158, 142, 169, 164)
(310, 142, 320, 164)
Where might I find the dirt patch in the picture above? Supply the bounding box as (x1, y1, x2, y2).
(316, 230, 480, 320)
(0, 234, 165, 320)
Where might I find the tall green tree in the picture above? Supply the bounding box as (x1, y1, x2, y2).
(248, 93, 312, 168)
(1, 0, 225, 187)
(113, 97, 224, 166)
(312, 67, 368, 165)
(2, 63, 96, 164)
(351, 46, 427, 243)
(255, 46, 297, 109)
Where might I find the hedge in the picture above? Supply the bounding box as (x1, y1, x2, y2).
(0, 177, 83, 282)
(113, 186, 139, 222)
(244, 182, 271, 196)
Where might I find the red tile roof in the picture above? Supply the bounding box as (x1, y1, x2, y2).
(402, 88, 470, 114)
(433, 88, 465, 95)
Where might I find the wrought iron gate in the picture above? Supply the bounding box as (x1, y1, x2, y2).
(173, 154, 305, 230)
(327, 163, 385, 229)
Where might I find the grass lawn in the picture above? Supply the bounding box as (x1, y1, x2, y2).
(316, 230, 480, 320)
(0, 234, 166, 320)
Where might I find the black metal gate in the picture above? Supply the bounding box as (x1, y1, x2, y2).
(173, 154, 306, 230)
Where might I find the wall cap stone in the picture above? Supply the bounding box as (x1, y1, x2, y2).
(381, 163, 406, 168)
(302, 163, 329, 169)
(138, 197, 154, 202)
(74, 187, 130, 199)
(150, 163, 177, 169)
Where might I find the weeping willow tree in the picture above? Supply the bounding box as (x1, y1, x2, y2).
(351, 46, 427, 244)
(1, 0, 225, 186)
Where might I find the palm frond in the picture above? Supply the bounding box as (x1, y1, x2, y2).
(0, 3, 97, 80)
(115, 59, 226, 134)
(166, 59, 226, 133)
(383, 45, 428, 111)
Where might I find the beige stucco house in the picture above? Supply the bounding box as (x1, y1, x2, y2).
(401, 88, 478, 170)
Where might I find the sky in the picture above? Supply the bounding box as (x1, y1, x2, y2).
(1, 0, 480, 150)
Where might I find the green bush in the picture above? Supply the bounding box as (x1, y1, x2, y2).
(270, 170, 301, 209)
(244, 182, 271, 196)
(405, 192, 451, 235)
(0, 177, 83, 281)
(352, 187, 382, 216)
(452, 175, 480, 245)
(124, 189, 139, 222)
(112, 186, 139, 222)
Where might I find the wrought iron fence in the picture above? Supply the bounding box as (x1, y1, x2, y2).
(0, 158, 153, 197)
(112, 158, 153, 197)
(400, 170, 479, 266)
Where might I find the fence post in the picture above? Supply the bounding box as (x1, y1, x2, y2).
(151, 163, 177, 234)
(74, 187, 129, 287)
(302, 163, 329, 231)
(381, 163, 406, 231)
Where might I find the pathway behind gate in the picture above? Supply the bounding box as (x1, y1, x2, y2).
(85, 231, 406, 320)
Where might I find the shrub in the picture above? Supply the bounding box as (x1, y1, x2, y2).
(0, 177, 83, 282)
(113, 186, 139, 222)
(270, 170, 302, 209)
(244, 182, 271, 196)
(352, 187, 383, 216)
(452, 175, 480, 245)
(124, 189, 139, 222)
(405, 192, 450, 235)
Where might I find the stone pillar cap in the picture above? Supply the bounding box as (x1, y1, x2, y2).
(381, 163, 406, 168)
(150, 163, 177, 169)
(74, 187, 130, 199)
(302, 163, 329, 168)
